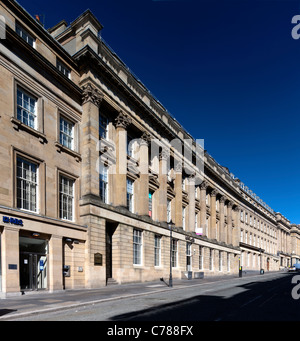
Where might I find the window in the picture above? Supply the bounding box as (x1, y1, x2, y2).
(186, 242, 192, 271)
(59, 175, 74, 221)
(154, 235, 161, 266)
(99, 113, 109, 139)
(167, 199, 171, 223)
(127, 178, 134, 212)
(17, 87, 37, 129)
(149, 190, 154, 217)
(209, 249, 214, 270)
(16, 23, 35, 47)
(60, 116, 74, 150)
(99, 165, 109, 203)
(240, 230, 243, 242)
(127, 134, 134, 157)
(133, 229, 142, 265)
(171, 239, 178, 268)
(199, 246, 203, 270)
(227, 253, 230, 272)
(182, 207, 186, 230)
(57, 59, 70, 78)
(17, 157, 38, 212)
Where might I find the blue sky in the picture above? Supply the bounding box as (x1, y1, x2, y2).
(18, 0, 300, 223)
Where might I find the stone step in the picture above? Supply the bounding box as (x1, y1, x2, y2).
(106, 278, 118, 286)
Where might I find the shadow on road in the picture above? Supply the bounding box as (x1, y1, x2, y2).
(110, 273, 299, 321)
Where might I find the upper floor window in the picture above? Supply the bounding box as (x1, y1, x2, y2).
(59, 175, 74, 221)
(127, 178, 134, 213)
(99, 113, 109, 139)
(16, 23, 35, 47)
(99, 165, 109, 204)
(57, 59, 70, 78)
(60, 116, 74, 150)
(16, 157, 38, 212)
(149, 190, 154, 217)
(17, 87, 37, 129)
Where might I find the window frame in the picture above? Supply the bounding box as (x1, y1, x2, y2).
(59, 174, 75, 222)
(16, 156, 39, 213)
(133, 229, 142, 266)
(16, 23, 35, 47)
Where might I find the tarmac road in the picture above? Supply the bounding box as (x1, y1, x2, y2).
(4, 271, 299, 321)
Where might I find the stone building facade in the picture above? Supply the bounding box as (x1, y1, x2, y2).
(0, 0, 299, 296)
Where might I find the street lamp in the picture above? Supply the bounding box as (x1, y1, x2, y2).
(168, 219, 175, 288)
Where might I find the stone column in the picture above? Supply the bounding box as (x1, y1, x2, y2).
(174, 161, 183, 228)
(210, 189, 218, 240)
(158, 148, 168, 222)
(49, 235, 63, 292)
(200, 181, 208, 237)
(227, 201, 233, 245)
(1, 227, 20, 294)
(81, 83, 103, 197)
(137, 131, 151, 216)
(219, 196, 226, 242)
(114, 111, 132, 207)
(187, 174, 196, 233)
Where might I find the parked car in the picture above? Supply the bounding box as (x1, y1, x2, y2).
(288, 266, 296, 272)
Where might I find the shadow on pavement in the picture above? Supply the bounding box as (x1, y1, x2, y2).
(110, 273, 300, 321)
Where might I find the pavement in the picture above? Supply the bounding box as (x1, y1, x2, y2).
(0, 270, 283, 321)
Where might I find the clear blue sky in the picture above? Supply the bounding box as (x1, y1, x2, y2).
(17, 0, 300, 223)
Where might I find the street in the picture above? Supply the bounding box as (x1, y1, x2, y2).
(7, 272, 300, 321)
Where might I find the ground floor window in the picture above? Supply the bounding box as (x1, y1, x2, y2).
(133, 229, 142, 265)
(171, 239, 178, 268)
(209, 249, 214, 270)
(154, 235, 161, 267)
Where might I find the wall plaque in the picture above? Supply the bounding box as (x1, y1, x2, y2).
(94, 253, 102, 266)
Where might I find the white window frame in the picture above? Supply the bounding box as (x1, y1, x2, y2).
(17, 87, 37, 129)
(99, 164, 109, 204)
(59, 175, 74, 221)
(127, 178, 134, 213)
(133, 229, 142, 265)
(154, 235, 161, 267)
(16, 23, 35, 47)
(60, 116, 74, 150)
(16, 157, 38, 213)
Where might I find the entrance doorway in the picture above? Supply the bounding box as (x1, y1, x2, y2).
(19, 236, 48, 291)
(105, 222, 117, 283)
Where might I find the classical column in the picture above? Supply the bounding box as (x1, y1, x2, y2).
(158, 148, 168, 222)
(227, 201, 233, 245)
(174, 160, 183, 228)
(81, 83, 104, 197)
(137, 131, 151, 216)
(210, 189, 218, 240)
(114, 111, 132, 207)
(200, 181, 208, 237)
(219, 196, 226, 242)
(187, 174, 196, 233)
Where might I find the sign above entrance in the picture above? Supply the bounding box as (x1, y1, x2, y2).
(3, 216, 23, 226)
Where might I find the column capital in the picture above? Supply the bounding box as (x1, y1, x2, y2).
(200, 180, 208, 190)
(115, 110, 132, 129)
(220, 195, 226, 203)
(82, 83, 104, 107)
(211, 189, 218, 197)
(140, 131, 152, 146)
